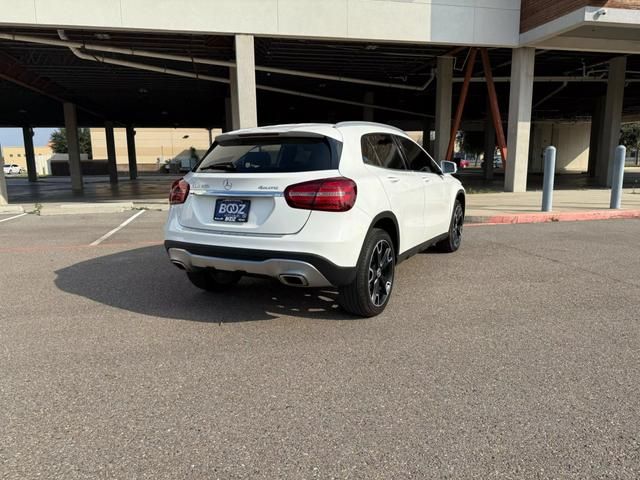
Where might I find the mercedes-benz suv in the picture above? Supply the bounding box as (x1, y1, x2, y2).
(164, 122, 465, 317)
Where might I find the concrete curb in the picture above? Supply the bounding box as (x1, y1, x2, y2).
(3, 201, 169, 215)
(38, 202, 135, 216)
(0, 205, 25, 214)
(132, 201, 169, 211)
(466, 209, 640, 225)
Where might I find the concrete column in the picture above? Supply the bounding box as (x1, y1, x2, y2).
(224, 97, 233, 132)
(596, 57, 626, 187)
(0, 153, 7, 205)
(484, 106, 496, 181)
(231, 34, 257, 129)
(208, 128, 213, 147)
(588, 97, 605, 178)
(22, 126, 38, 182)
(434, 56, 453, 162)
(363, 91, 375, 122)
(105, 121, 118, 184)
(229, 70, 240, 130)
(505, 47, 535, 192)
(126, 125, 137, 180)
(63, 102, 83, 192)
(422, 120, 433, 151)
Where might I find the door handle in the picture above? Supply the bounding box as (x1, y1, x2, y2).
(422, 177, 432, 183)
(386, 176, 400, 183)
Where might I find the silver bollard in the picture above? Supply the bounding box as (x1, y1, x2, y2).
(541, 146, 556, 212)
(610, 145, 626, 209)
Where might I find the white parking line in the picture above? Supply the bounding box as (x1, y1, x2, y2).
(90, 210, 146, 246)
(0, 213, 28, 224)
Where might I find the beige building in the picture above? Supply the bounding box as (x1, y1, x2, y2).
(2, 145, 54, 175)
(90, 128, 220, 172)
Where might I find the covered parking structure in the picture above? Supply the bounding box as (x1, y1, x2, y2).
(0, 0, 639, 205)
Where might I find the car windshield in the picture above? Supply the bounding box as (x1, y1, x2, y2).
(196, 137, 339, 173)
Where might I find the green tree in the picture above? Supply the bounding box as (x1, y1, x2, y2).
(49, 128, 93, 159)
(620, 122, 640, 166)
(459, 131, 484, 156)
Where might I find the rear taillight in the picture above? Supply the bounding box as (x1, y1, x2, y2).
(169, 178, 190, 205)
(284, 177, 357, 212)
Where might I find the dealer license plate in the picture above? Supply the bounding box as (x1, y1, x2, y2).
(213, 199, 250, 223)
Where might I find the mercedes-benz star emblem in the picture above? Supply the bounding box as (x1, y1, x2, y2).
(223, 179, 232, 190)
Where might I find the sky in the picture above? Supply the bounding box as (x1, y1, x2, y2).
(0, 128, 56, 148)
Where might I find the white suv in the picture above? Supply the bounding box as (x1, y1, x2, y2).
(164, 122, 465, 317)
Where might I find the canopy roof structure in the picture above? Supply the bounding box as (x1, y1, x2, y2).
(1, 27, 638, 130)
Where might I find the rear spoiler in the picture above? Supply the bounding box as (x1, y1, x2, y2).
(216, 131, 326, 146)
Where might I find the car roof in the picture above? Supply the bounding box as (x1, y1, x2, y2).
(219, 121, 410, 143)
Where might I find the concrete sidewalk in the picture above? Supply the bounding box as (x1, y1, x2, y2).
(466, 188, 640, 224)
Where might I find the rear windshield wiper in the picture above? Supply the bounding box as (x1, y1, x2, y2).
(199, 162, 237, 172)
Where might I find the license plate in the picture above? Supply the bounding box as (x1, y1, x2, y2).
(214, 199, 250, 223)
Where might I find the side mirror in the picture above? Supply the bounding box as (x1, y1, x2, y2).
(441, 160, 457, 174)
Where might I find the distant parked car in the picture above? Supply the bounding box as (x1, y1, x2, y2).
(3, 164, 23, 174)
(453, 157, 470, 169)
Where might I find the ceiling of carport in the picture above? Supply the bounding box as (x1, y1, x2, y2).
(0, 27, 638, 129)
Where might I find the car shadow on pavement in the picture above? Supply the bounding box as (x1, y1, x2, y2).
(54, 245, 357, 323)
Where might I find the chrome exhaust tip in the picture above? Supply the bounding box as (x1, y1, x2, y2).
(171, 260, 188, 271)
(279, 274, 309, 287)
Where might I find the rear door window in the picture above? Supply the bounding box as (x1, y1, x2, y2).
(196, 137, 337, 173)
(361, 133, 406, 170)
(395, 136, 441, 173)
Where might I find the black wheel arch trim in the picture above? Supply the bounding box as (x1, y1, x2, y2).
(164, 240, 356, 287)
(366, 211, 400, 257)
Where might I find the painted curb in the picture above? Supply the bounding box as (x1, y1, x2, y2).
(466, 209, 640, 225)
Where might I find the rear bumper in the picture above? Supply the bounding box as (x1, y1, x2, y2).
(165, 240, 356, 287)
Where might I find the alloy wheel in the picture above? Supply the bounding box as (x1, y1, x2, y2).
(452, 204, 464, 248)
(368, 239, 394, 307)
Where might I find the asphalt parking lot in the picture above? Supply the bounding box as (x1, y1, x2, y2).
(1, 212, 639, 479)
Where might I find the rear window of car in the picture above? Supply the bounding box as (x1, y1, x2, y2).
(196, 136, 340, 173)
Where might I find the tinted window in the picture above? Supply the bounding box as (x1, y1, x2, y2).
(361, 133, 406, 170)
(197, 138, 334, 173)
(396, 136, 440, 173)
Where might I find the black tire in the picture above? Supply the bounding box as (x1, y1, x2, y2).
(436, 199, 464, 253)
(339, 228, 395, 317)
(186, 269, 242, 292)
